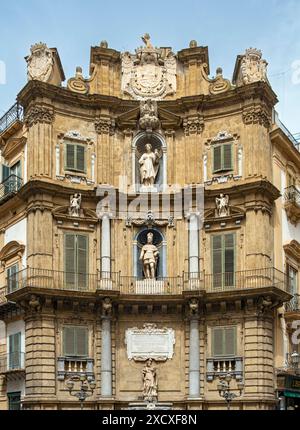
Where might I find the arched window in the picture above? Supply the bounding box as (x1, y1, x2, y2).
(133, 228, 167, 278)
(132, 132, 167, 192)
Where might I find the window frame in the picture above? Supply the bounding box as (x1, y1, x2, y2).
(64, 142, 87, 174)
(64, 233, 89, 290)
(8, 392, 21, 410)
(211, 232, 236, 289)
(62, 325, 89, 358)
(7, 263, 19, 294)
(212, 143, 233, 174)
(211, 326, 237, 358)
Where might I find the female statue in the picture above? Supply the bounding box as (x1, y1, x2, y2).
(139, 143, 160, 187)
(142, 359, 158, 401)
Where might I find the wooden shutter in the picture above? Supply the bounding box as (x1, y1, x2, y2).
(224, 234, 235, 287)
(212, 327, 224, 356)
(66, 144, 75, 170)
(2, 164, 10, 181)
(7, 264, 18, 293)
(77, 235, 88, 290)
(223, 144, 233, 170)
(212, 235, 223, 289)
(76, 327, 88, 356)
(65, 234, 76, 288)
(63, 326, 75, 356)
(224, 327, 237, 356)
(9, 332, 21, 369)
(213, 146, 222, 172)
(76, 145, 85, 172)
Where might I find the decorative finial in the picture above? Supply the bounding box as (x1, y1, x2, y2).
(100, 40, 108, 48)
(141, 33, 153, 49)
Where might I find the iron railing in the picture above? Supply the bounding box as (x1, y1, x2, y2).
(0, 103, 23, 134)
(0, 175, 23, 204)
(4, 267, 288, 295)
(284, 185, 300, 207)
(285, 294, 300, 312)
(0, 352, 25, 373)
(6, 268, 119, 294)
(184, 267, 287, 293)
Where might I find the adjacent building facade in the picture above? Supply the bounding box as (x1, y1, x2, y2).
(0, 36, 299, 410)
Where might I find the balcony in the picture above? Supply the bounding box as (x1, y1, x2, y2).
(284, 186, 300, 225)
(0, 103, 23, 138)
(285, 294, 300, 313)
(0, 352, 25, 373)
(0, 175, 23, 205)
(119, 276, 183, 295)
(5, 268, 119, 295)
(57, 357, 94, 381)
(184, 267, 287, 293)
(206, 357, 243, 382)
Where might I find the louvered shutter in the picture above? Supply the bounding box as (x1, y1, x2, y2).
(76, 145, 85, 172)
(65, 234, 76, 288)
(224, 234, 235, 287)
(212, 235, 222, 289)
(76, 327, 88, 356)
(223, 144, 233, 170)
(7, 265, 18, 293)
(2, 165, 10, 181)
(212, 327, 224, 357)
(66, 144, 75, 170)
(63, 327, 75, 356)
(224, 327, 237, 356)
(9, 332, 21, 369)
(77, 235, 88, 290)
(213, 146, 222, 173)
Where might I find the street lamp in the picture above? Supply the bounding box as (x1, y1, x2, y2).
(66, 375, 96, 410)
(286, 351, 300, 371)
(217, 373, 244, 410)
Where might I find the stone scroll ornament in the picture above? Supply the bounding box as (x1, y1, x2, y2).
(26, 42, 54, 82)
(121, 34, 177, 100)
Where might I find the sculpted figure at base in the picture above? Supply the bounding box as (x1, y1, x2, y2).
(140, 232, 159, 279)
(142, 359, 158, 402)
(139, 143, 160, 187)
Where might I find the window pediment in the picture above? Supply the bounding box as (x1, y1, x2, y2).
(52, 206, 98, 225)
(284, 240, 300, 262)
(0, 241, 25, 264)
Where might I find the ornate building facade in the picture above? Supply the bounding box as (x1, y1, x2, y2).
(0, 36, 299, 410)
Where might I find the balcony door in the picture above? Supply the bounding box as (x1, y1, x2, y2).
(9, 332, 21, 370)
(212, 233, 235, 289)
(64, 234, 88, 290)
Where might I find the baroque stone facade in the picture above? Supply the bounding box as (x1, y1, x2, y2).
(0, 35, 299, 411)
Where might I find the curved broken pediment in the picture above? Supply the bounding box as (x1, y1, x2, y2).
(0, 241, 25, 264)
(52, 206, 98, 223)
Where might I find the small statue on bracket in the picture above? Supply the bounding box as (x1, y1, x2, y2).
(142, 358, 158, 402)
(215, 194, 230, 218)
(69, 193, 82, 217)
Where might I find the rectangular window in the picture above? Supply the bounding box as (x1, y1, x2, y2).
(9, 332, 21, 370)
(63, 326, 88, 357)
(8, 392, 21, 410)
(65, 143, 86, 173)
(287, 265, 298, 295)
(64, 234, 88, 290)
(212, 326, 237, 357)
(212, 233, 235, 289)
(7, 264, 19, 293)
(213, 144, 233, 173)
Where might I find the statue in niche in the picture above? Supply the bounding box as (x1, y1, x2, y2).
(142, 358, 158, 402)
(140, 232, 159, 279)
(215, 194, 230, 217)
(139, 143, 161, 187)
(69, 193, 82, 217)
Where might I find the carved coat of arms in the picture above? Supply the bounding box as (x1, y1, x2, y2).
(121, 34, 177, 100)
(26, 42, 54, 82)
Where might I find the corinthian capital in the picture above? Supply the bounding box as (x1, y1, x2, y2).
(95, 116, 116, 135)
(24, 105, 55, 127)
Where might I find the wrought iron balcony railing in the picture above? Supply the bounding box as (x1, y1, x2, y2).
(184, 267, 287, 293)
(0, 103, 23, 134)
(4, 267, 288, 296)
(6, 268, 119, 294)
(0, 352, 25, 373)
(0, 175, 23, 204)
(285, 294, 300, 312)
(284, 186, 300, 207)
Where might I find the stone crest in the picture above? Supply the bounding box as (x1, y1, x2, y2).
(125, 324, 175, 362)
(26, 42, 54, 82)
(121, 34, 177, 100)
(240, 48, 268, 85)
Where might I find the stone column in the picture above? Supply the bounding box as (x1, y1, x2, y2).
(187, 212, 200, 275)
(99, 213, 111, 276)
(101, 300, 113, 397)
(188, 301, 200, 398)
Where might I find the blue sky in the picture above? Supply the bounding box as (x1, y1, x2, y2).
(0, 0, 299, 133)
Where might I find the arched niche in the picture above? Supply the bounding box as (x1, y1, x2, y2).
(132, 132, 167, 192)
(133, 228, 167, 278)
